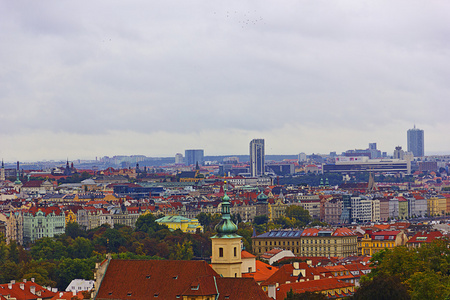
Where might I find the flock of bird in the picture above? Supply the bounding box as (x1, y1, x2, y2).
(213, 10, 266, 29)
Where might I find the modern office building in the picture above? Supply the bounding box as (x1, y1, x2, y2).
(174, 153, 183, 164)
(407, 126, 424, 157)
(184, 149, 204, 166)
(250, 139, 265, 177)
(324, 157, 410, 175)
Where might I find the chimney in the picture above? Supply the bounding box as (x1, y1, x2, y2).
(31, 278, 35, 283)
(72, 291, 76, 296)
(30, 286, 36, 295)
(59, 292, 63, 298)
(20, 283, 24, 290)
(8, 283, 12, 289)
(11, 280, 15, 284)
(23, 279, 27, 283)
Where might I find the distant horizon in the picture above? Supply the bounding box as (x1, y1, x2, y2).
(3, 150, 450, 165)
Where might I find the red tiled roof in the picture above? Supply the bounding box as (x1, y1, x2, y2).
(241, 250, 256, 259)
(242, 260, 278, 283)
(96, 260, 268, 300)
(215, 278, 269, 300)
(27, 206, 62, 217)
(0, 280, 56, 300)
(333, 228, 356, 237)
(96, 260, 218, 300)
(50, 291, 84, 300)
(407, 231, 443, 244)
(276, 277, 354, 300)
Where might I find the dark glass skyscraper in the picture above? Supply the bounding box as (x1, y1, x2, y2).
(407, 126, 424, 157)
(249, 139, 265, 177)
(184, 149, 204, 166)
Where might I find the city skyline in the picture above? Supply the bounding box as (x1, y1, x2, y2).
(1, 1, 450, 161)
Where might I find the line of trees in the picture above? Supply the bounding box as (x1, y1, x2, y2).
(0, 213, 212, 290)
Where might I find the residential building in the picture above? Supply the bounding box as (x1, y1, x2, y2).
(250, 139, 265, 177)
(427, 195, 447, 217)
(323, 198, 343, 224)
(23, 207, 65, 244)
(371, 199, 380, 222)
(252, 228, 358, 257)
(407, 195, 427, 218)
(65, 279, 95, 292)
(350, 196, 372, 223)
(360, 230, 408, 256)
(0, 211, 23, 244)
(406, 231, 444, 248)
(398, 197, 409, 219)
(407, 126, 424, 157)
(276, 277, 354, 300)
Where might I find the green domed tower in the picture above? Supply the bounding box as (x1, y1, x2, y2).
(211, 181, 242, 277)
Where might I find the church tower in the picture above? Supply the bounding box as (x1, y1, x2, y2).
(211, 181, 242, 278)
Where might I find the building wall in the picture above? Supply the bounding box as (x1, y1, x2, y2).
(252, 234, 358, 257)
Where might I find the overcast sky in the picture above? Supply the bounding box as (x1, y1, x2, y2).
(1, 0, 449, 161)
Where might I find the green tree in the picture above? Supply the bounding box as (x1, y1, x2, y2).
(68, 237, 94, 259)
(407, 271, 450, 300)
(31, 237, 68, 260)
(135, 214, 167, 235)
(65, 222, 87, 239)
(54, 258, 94, 290)
(254, 215, 269, 225)
(171, 240, 194, 260)
(237, 222, 253, 252)
(8, 240, 19, 263)
(352, 275, 410, 300)
(285, 205, 311, 227)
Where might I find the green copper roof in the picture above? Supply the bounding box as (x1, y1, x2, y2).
(257, 191, 268, 203)
(212, 182, 241, 239)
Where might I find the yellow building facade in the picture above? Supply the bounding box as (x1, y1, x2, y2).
(155, 215, 203, 233)
(360, 230, 408, 256)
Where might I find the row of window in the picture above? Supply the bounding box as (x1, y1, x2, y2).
(256, 238, 356, 247)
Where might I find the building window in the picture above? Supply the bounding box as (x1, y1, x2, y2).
(219, 247, 223, 257)
(234, 247, 237, 257)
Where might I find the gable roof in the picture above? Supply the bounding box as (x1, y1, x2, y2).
(96, 260, 218, 300)
(96, 259, 269, 300)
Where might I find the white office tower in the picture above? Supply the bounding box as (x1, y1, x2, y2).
(298, 152, 307, 162)
(175, 153, 183, 164)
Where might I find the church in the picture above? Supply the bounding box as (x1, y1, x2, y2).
(93, 182, 269, 300)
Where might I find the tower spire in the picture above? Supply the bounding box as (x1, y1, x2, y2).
(214, 181, 239, 237)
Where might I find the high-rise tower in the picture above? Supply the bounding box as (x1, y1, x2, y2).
(184, 149, 204, 166)
(407, 126, 424, 157)
(249, 139, 265, 177)
(0, 160, 5, 181)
